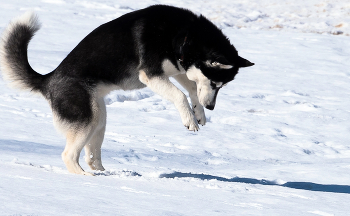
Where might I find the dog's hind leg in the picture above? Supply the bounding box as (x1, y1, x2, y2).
(84, 126, 105, 171)
(61, 126, 96, 176)
(173, 74, 206, 126)
(57, 96, 105, 176)
(84, 98, 106, 171)
(139, 70, 199, 131)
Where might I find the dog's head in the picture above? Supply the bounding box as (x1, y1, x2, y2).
(186, 56, 253, 110)
(175, 15, 254, 110)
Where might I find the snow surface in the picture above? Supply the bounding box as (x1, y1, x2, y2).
(1, 0, 350, 215)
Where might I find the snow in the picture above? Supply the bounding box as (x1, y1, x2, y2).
(1, 0, 350, 215)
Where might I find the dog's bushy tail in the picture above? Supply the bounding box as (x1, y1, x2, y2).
(0, 11, 45, 93)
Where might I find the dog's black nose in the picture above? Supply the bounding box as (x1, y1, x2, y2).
(205, 105, 215, 110)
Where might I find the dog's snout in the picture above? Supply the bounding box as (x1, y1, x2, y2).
(205, 104, 215, 110)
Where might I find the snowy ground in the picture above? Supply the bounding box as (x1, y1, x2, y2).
(1, 0, 350, 215)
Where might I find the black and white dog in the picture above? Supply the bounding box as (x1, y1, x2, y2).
(0, 5, 254, 175)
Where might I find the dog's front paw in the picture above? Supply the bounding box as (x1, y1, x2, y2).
(184, 118, 199, 131)
(181, 111, 199, 131)
(193, 104, 206, 126)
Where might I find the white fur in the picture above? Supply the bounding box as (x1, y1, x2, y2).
(173, 74, 206, 126)
(95, 83, 120, 98)
(61, 126, 96, 176)
(219, 64, 233, 69)
(212, 81, 223, 88)
(162, 59, 186, 77)
(186, 65, 217, 108)
(139, 70, 199, 131)
(83, 97, 106, 171)
(0, 11, 41, 91)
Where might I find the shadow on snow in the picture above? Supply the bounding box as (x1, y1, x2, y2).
(160, 172, 350, 194)
(0, 139, 62, 155)
(2, 139, 349, 194)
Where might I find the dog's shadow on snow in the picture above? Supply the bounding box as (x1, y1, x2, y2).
(160, 172, 350, 194)
(3, 139, 349, 194)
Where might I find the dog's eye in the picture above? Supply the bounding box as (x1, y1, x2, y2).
(211, 61, 221, 66)
(206, 60, 221, 67)
(206, 60, 233, 69)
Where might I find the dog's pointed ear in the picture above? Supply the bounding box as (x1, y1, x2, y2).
(238, 56, 254, 68)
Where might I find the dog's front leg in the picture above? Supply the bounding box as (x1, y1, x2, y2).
(173, 74, 206, 126)
(139, 70, 199, 131)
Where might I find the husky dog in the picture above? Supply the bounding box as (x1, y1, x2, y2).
(0, 5, 254, 175)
